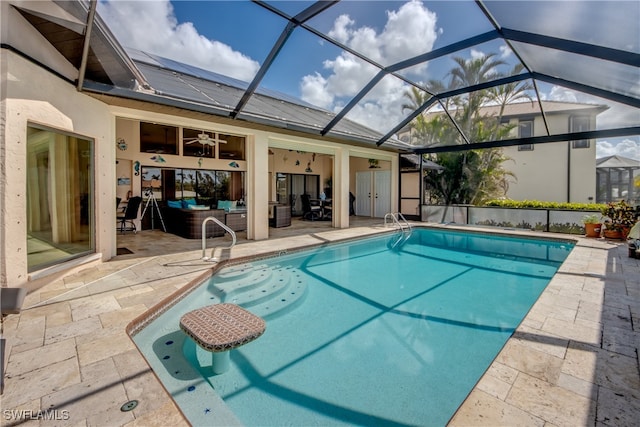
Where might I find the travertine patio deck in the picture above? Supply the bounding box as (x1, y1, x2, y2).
(2, 219, 639, 426)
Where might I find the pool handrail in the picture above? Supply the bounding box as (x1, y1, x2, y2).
(384, 212, 412, 232)
(202, 216, 236, 261)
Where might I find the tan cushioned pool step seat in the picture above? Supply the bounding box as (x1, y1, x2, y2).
(180, 303, 266, 352)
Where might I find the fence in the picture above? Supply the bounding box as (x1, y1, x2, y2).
(421, 205, 596, 235)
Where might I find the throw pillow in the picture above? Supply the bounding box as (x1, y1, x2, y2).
(182, 198, 196, 208)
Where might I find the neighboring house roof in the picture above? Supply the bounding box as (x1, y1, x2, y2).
(480, 100, 609, 118)
(596, 155, 640, 169)
(399, 100, 608, 141)
(423, 100, 608, 120)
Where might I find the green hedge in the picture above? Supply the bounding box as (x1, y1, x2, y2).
(483, 199, 605, 211)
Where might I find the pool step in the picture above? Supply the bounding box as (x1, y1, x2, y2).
(209, 264, 307, 319)
(214, 263, 267, 282)
(209, 264, 274, 300)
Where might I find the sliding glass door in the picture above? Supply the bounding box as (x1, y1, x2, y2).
(26, 126, 94, 271)
(275, 173, 319, 216)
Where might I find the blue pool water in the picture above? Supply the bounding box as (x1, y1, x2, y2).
(131, 228, 573, 426)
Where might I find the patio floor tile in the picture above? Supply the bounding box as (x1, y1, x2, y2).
(505, 373, 595, 427)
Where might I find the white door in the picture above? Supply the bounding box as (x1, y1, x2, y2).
(374, 170, 391, 218)
(355, 171, 372, 216)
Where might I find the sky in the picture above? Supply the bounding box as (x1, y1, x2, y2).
(97, 0, 640, 160)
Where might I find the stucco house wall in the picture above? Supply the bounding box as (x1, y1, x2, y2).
(1, 50, 116, 288)
(503, 110, 598, 203)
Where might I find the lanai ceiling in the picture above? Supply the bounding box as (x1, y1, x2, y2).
(12, 0, 640, 153)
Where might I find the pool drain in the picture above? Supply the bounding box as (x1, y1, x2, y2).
(120, 400, 138, 412)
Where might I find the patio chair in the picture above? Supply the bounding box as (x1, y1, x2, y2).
(321, 199, 332, 220)
(301, 194, 321, 221)
(117, 196, 142, 233)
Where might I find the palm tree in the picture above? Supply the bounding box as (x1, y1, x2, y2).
(448, 54, 506, 141)
(403, 82, 462, 147)
(407, 52, 520, 211)
(487, 64, 534, 140)
(401, 86, 430, 113)
(401, 87, 431, 145)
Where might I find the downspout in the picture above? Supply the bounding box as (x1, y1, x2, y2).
(77, 0, 97, 91)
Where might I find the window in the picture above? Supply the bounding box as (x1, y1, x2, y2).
(517, 119, 534, 151)
(141, 167, 163, 201)
(219, 133, 245, 160)
(144, 167, 245, 206)
(181, 128, 246, 160)
(570, 116, 591, 149)
(140, 122, 178, 155)
(26, 125, 94, 271)
(183, 128, 216, 158)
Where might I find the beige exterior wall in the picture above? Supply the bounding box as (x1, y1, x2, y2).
(400, 173, 421, 216)
(112, 108, 398, 233)
(1, 51, 399, 287)
(1, 50, 116, 288)
(503, 112, 597, 203)
(267, 135, 398, 227)
(268, 147, 334, 201)
(1, 0, 399, 288)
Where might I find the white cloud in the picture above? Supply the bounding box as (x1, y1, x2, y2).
(548, 86, 578, 103)
(302, 0, 439, 132)
(300, 73, 333, 109)
(596, 140, 616, 158)
(328, 14, 355, 45)
(499, 45, 512, 60)
(469, 49, 485, 61)
(347, 76, 409, 132)
(98, 0, 259, 81)
(597, 138, 640, 161)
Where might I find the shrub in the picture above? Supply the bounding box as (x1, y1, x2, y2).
(601, 200, 638, 231)
(483, 199, 605, 211)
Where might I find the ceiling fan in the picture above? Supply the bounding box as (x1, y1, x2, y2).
(184, 131, 226, 147)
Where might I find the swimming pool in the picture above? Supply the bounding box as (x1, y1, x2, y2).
(129, 228, 574, 426)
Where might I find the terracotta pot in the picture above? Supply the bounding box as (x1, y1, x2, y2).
(584, 223, 602, 238)
(603, 229, 623, 240)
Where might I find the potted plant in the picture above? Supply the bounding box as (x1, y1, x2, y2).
(601, 200, 638, 239)
(582, 214, 602, 238)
